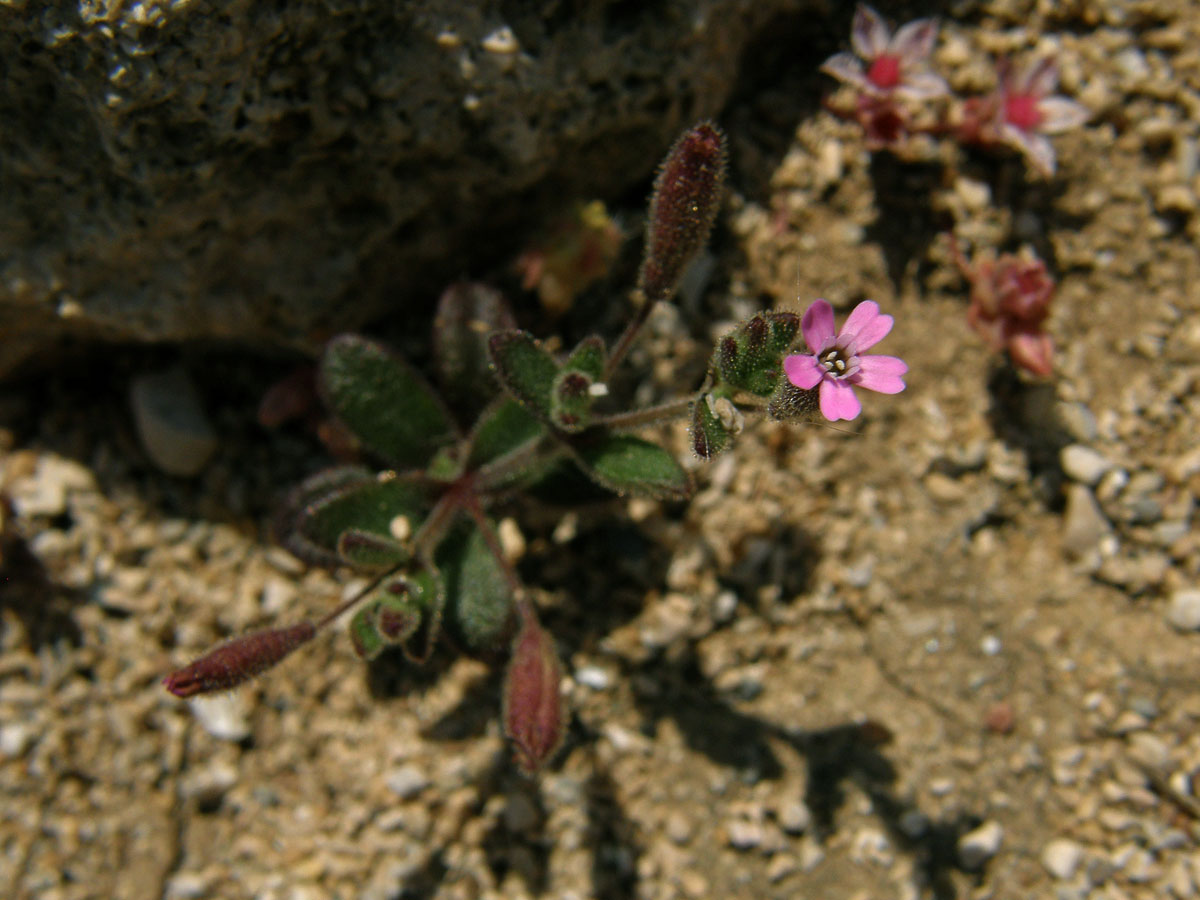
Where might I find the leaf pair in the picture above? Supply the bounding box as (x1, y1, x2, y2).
(488, 331, 691, 500)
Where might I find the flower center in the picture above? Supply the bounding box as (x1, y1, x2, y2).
(1004, 93, 1042, 131)
(819, 346, 859, 380)
(867, 54, 902, 90)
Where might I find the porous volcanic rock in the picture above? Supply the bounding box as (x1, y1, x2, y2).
(0, 0, 810, 376)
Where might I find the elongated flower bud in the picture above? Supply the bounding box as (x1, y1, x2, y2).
(502, 611, 566, 773)
(638, 122, 727, 303)
(164, 621, 315, 698)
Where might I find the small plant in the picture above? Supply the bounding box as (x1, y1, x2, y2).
(165, 122, 909, 772)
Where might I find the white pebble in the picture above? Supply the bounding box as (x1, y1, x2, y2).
(385, 764, 429, 800)
(958, 820, 1004, 870)
(1042, 838, 1083, 879)
(481, 26, 519, 54)
(189, 693, 251, 742)
(1060, 445, 1112, 485)
(1166, 589, 1200, 631)
(574, 665, 610, 690)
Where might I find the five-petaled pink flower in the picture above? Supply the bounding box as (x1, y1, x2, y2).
(821, 4, 949, 102)
(960, 56, 1089, 176)
(784, 300, 908, 422)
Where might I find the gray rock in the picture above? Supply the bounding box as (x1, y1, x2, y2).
(0, 0, 812, 376)
(130, 367, 219, 477)
(958, 820, 1004, 870)
(1061, 484, 1111, 559)
(1060, 445, 1111, 486)
(1166, 589, 1200, 631)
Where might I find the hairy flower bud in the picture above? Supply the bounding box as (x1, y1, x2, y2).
(638, 122, 727, 303)
(502, 612, 566, 773)
(164, 622, 316, 698)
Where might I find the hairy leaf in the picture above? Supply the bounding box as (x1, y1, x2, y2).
(574, 434, 692, 500)
(439, 524, 515, 651)
(320, 335, 458, 467)
(486, 330, 559, 420)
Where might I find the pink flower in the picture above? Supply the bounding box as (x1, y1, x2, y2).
(952, 239, 1057, 376)
(960, 56, 1089, 176)
(821, 5, 949, 102)
(784, 300, 908, 422)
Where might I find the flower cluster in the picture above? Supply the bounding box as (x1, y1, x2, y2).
(822, 4, 1089, 176)
(952, 240, 1057, 376)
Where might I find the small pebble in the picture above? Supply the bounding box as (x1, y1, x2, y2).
(1061, 445, 1112, 486)
(386, 764, 429, 800)
(1166, 589, 1200, 631)
(958, 820, 1004, 870)
(130, 367, 218, 477)
(574, 665, 610, 690)
(726, 818, 764, 850)
(182, 761, 238, 807)
(189, 693, 251, 742)
(777, 800, 812, 835)
(481, 26, 519, 54)
(1042, 838, 1083, 879)
(1061, 484, 1111, 559)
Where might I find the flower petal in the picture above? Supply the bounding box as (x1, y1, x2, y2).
(801, 300, 836, 353)
(852, 4, 890, 60)
(1001, 123, 1056, 176)
(1036, 96, 1089, 133)
(820, 52, 869, 89)
(897, 71, 950, 101)
(819, 378, 862, 421)
(841, 300, 894, 351)
(853, 354, 908, 393)
(891, 18, 938, 62)
(1008, 332, 1053, 376)
(1024, 56, 1059, 97)
(784, 354, 825, 390)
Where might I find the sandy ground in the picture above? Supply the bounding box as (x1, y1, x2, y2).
(4, 2, 1200, 898)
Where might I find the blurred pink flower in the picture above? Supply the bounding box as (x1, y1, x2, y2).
(952, 239, 1056, 376)
(784, 300, 908, 422)
(960, 56, 1089, 176)
(821, 4, 949, 102)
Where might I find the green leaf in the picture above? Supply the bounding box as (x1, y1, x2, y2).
(349, 569, 444, 663)
(574, 434, 692, 500)
(487, 330, 559, 420)
(275, 466, 376, 567)
(563, 336, 606, 380)
(466, 398, 547, 471)
(320, 335, 458, 467)
(689, 393, 731, 460)
(438, 524, 515, 651)
(400, 565, 446, 663)
(337, 529, 409, 570)
(298, 474, 430, 567)
(349, 606, 386, 661)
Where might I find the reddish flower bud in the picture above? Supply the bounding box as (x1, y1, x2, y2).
(502, 612, 566, 773)
(639, 122, 727, 303)
(164, 621, 315, 698)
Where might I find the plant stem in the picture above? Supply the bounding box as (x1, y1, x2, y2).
(603, 290, 654, 379)
(598, 393, 700, 431)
